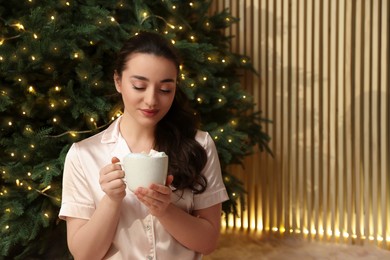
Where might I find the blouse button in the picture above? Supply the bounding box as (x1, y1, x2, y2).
(146, 225, 151, 231)
(146, 256, 153, 260)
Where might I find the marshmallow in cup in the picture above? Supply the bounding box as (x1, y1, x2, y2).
(117, 150, 168, 192)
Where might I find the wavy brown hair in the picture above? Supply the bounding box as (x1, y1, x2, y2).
(114, 31, 207, 194)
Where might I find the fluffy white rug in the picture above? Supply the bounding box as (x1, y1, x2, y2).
(204, 232, 390, 260)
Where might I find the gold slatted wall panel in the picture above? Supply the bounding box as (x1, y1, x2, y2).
(211, 0, 390, 249)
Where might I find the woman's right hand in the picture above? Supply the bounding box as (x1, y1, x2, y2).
(99, 157, 126, 202)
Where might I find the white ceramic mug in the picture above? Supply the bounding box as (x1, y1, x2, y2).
(119, 152, 168, 192)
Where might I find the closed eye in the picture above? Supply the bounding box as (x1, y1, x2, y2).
(132, 84, 145, 90)
(160, 89, 172, 93)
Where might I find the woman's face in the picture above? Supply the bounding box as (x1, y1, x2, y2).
(114, 53, 177, 129)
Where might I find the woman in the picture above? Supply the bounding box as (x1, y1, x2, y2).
(59, 31, 229, 260)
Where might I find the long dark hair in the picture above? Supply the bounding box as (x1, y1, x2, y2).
(114, 31, 207, 194)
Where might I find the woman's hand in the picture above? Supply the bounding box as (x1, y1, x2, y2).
(134, 175, 174, 217)
(99, 157, 126, 202)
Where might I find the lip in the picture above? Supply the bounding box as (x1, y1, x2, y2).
(140, 109, 159, 117)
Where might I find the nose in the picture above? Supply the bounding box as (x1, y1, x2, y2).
(144, 88, 157, 107)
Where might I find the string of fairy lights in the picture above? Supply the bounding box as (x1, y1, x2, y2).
(0, 0, 249, 230)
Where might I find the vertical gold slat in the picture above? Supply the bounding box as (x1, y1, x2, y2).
(370, 0, 379, 245)
(261, 0, 271, 234)
(334, 0, 342, 244)
(256, 0, 264, 233)
(380, 0, 388, 248)
(328, 0, 337, 243)
(273, 0, 280, 234)
(355, 0, 363, 245)
(367, 0, 374, 244)
(385, 0, 389, 248)
(318, 0, 327, 242)
(311, 0, 319, 241)
(375, 0, 382, 242)
(259, 0, 268, 234)
(304, 0, 313, 241)
(297, 0, 306, 239)
(291, 0, 299, 236)
(302, 0, 309, 239)
(287, 0, 294, 234)
(343, 0, 353, 245)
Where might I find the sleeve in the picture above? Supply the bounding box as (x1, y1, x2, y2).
(58, 143, 95, 220)
(193, 132, 229, 210)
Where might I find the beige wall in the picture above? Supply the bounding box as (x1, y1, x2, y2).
(211, 0, 390, 249)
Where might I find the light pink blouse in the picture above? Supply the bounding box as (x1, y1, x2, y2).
(59, 117, 229, 260)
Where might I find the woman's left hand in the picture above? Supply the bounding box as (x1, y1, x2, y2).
(134, 175, 174, 217)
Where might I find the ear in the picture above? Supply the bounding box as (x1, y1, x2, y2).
(113, 72, 122, 93)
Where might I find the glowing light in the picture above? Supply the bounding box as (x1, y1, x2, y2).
(8, 121, 12, 126)
(51, 15, 55, 20)
(31, 55, 36, 60)
(12, 23, 25, 30)
(33, 33, 38, 39)
(41, 185, 51, 193)
(202, 77, 207, 81)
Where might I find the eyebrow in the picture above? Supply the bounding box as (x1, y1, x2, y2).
(131, 75, 175, 83)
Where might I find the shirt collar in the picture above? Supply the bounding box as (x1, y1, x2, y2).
(101, 116, 131, 160)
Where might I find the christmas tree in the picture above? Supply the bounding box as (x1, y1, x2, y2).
(0, 0, 271, 258)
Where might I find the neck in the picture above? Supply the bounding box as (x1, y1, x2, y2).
(119, 115, 156, 153)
